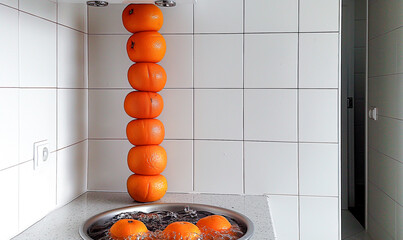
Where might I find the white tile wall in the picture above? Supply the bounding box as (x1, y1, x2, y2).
(244, 34, 298, 88)
(89, 89, 131, 139)
(194, 0, 243, 33)
(245, 89, 297, 141)
(368, 0, 403, 38)
(58, 89, 88, 149)
(19, 12, 57, 87)
(0, 89, 19, 170)
(0, 0, 17, 8)
(299, 33, 339, 88)
(0, 4, 18, 87)
(194, 34, 243, 88)
(245, 142, 298, 195)
(159, 4, 193, 34)
(158, 89, 193, 139)
(57, 2, 87, 33)
(194, 90, 243, 140)
(89, 4, 126, 34)
(300, 196, 339, 240)
(58, 25, 86, 88)
(299, 89, 338, 142)
(19, 0, 57, 21)
(194, 140, 243, 194)
(161, 140, 193, 192)
(300, 0, 340, 32)
(245, 0, 298, 33)
(368, 148, 397, 199)
(368, 32, 397, 77)
(19, 89, 57, 162)
(57, 141, 88, 207)
(19, 153, 57, 231)
(159, 35, 193, 88)
(267, 195, 299, 240)
(0, 166, 19, 239)
(88, 140, 132, 191)
(299, 143, 338, 196)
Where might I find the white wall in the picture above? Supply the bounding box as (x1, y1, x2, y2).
(87, 1, 341, 239)
(367, 0, 403, 239)
(0, 0, 88, 238)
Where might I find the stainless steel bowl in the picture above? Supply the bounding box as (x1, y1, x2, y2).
(79, 203, 254, 239)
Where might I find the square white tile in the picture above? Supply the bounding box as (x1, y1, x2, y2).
(157, 89, 193, 139)
(0, 166, 19, 239)
(58, 89, 88, 149)
(245, 0, 298, 32)
(58, 25, 86, 88)
(89, 4, 126, 34)
(299, 143, 338, 196)
(159, 35, 193, 88)
(299, 33, 339, 88)
(397, 204, 403, 240)
(88, 140, 132, 191)
(19, 89, 57, 162)
(194, 89, 243, 140)
(194, 34, 243, 88)
(19, 12, 56, 87)
(160, 4, 193, 34)
(245, 142, 298, 195)
(368, 32, 396, 77)
(88, 89, 131, 139)
(267, 195, 299, 240)
(19, 153, 57, 231)
(244, 89, 297, 141)
(0, 89, 19, 170)
(20, 0, 56, 21)
(57, 141, 87, 207)
(368, 0, 402, 38)
(0, 5, 18, 87)
(194, 0, 243, 33)
(58, 2, 87, 33)
(299, 89, 338, 142)
(397, 28, 403, 74)
(89, 35, 132, 88)
(299, 0, 340, 32)
(0, 0, 17, 8)
(397, 161, 403, 206)
(161, 140, 193, 193)
(194, 140, 243, 194)
(300, 196, 339, 240)
(367, 215, 394, 240)
(244, 34, 298, 88)
(368, 183, 396, 237)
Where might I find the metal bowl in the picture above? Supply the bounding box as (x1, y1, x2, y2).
(79, 203, 254, 239)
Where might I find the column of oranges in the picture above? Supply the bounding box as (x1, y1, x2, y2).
(122, 4, 168, 203)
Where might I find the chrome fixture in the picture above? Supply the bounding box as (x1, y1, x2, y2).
(86, 1, 109, 7)
(155, 0, 177, 7)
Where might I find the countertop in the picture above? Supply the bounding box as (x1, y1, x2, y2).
(12, 192, 276, 240)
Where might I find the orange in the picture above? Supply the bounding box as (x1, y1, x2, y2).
(127, 145, 167, 175)
(127, 174, 167, 202)
(126, 31, 166, 63)
(197, 215, 232, 237)
(162, 222, 201, 240)
(128, 63, 167, 92)
(126, 119, 165, 146)
(109, 219, 148, 240)
(124, 91, 164, 119)
(122, 4, 163, 33)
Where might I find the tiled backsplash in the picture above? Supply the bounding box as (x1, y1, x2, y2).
(87, 0, 341, 239)
(0, 1, 87, 238)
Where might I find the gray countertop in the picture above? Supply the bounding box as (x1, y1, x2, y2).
(13, 192, 276, 240)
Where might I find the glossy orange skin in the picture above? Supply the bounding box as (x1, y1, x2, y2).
(126, 31, 166, 63)
(127, 145, 167, 175)
(109, 219, 148, 240)
(126, 119, 165, 146)
(122, 4, 163, 33)
(127, 174, 167, 202)
(124, 91, 164, 119)
(197, 215, 232, 238)
(162, 222, 201, 240)
(128, 63, 167, 92)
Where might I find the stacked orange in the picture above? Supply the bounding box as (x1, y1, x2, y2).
(122, 4, 168, 203)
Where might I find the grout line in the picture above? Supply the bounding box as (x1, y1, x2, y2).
(87, 31, 340, 36)
(368, 25, 403, 41)
(84, 87, 340, 90)
(55, 1, 59, 207)
(297, 0, 301, 238)
(242, 0, 246, 195)
(368, 180, 403, 209)
(367, 146, 403, 166)
(376, 114, 403, 121)
(368, 72, 403, 79)
(86, 4, 90, 193)
(192, 2, 195, 192)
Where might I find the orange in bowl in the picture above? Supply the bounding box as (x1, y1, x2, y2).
(197, 215, 232, 238)
(162, 221, 201, 240)
(109, 219, 148, 240)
